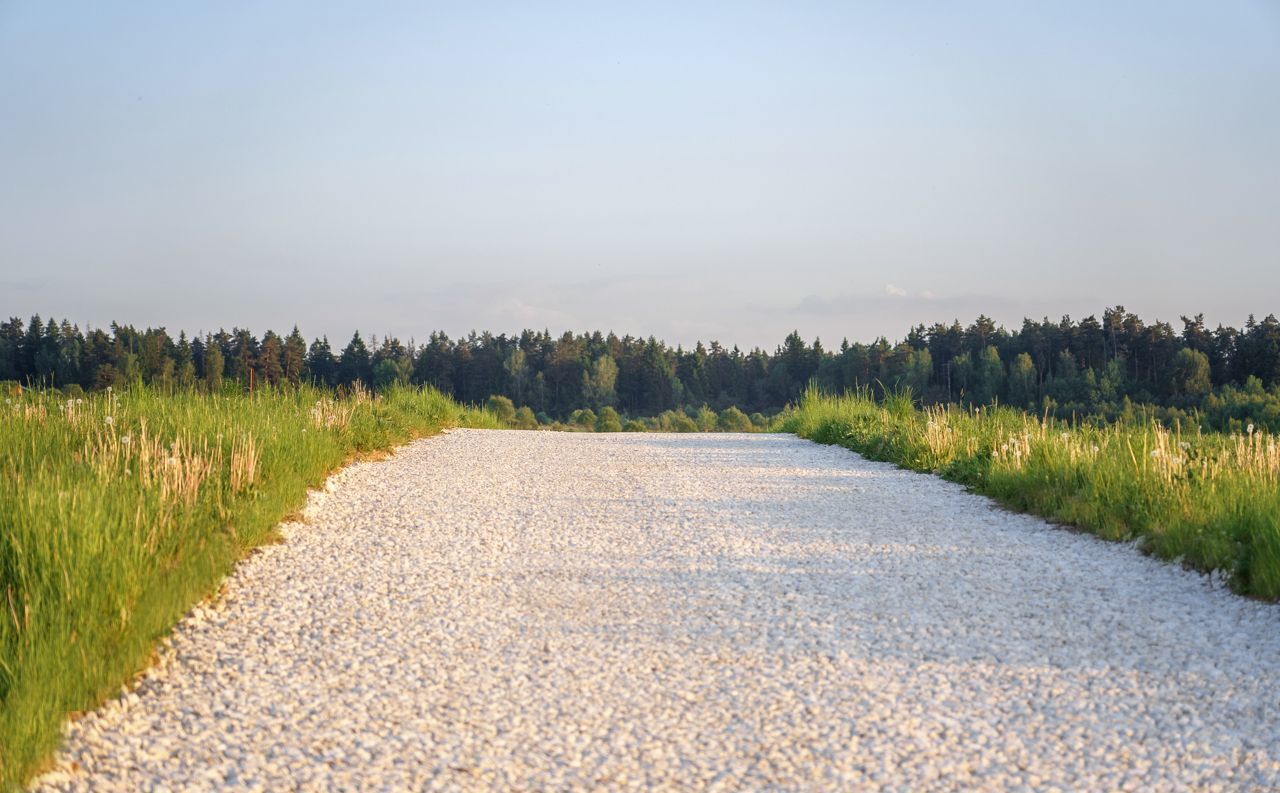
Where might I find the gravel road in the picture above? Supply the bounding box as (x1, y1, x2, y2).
(34, 430, 1280, 791)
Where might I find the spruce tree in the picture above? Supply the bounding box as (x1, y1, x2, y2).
(0, 317, 20, 381)
(339, 332, 372, 387)
(55, 320, 83, 387)
(283, 327, 307, 386)
(175, 332, 196, 390)
(306, 337, 337, 387)
(19, 315, 43, 381)
(231, 329, 256, 386)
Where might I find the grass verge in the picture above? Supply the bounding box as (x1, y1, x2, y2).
(781, 388, 1280, 599)
(0, 384, 496, 789)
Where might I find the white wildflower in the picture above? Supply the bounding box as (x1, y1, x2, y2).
(104, 415, 115, 426)
(1247, 423, 1255, 434)
(1150, 449, 1161, 458)
(120, 435, 131, 446)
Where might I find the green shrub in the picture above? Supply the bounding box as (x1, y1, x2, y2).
(596, 407, 622, 432)
(569, 409, 597, 431)
(664, 411, 698, 432)
(513, 406, 538, 429)
(716, 406, 754, 432)
(485, 394, 517, 425)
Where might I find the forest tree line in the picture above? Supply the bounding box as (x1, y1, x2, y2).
(2, 307, 1279, 430)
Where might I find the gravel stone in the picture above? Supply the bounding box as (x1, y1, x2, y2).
(31, 430, 1280, 791)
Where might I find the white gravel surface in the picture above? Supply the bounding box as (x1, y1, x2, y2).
(33, 430, 1280, 791)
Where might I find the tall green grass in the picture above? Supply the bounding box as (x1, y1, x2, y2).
(781, 387, 1280, 599)
(0, 384, 496, 789)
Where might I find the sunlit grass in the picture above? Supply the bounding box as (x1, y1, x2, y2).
(0, 384, 496, 789)
(781, 387, 1280, 599)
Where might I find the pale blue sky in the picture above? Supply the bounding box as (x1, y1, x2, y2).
(2, 2, 1278, 347)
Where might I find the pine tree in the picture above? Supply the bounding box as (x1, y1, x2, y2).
(258, 330, 285, 387)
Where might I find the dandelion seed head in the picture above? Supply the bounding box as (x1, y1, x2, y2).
(121, 435, 131, 445)
(1150, 449, 1161, 458)
(1247, 423, 1255, 434)
(104, 415, 115, 426)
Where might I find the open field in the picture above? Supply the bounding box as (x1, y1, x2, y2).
(0, 385, 495, 789)
(782, 388, 1280, 599)
(31, 430, 1280, 790)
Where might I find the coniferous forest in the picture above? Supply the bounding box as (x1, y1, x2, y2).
(3, 307, 1280, 431)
